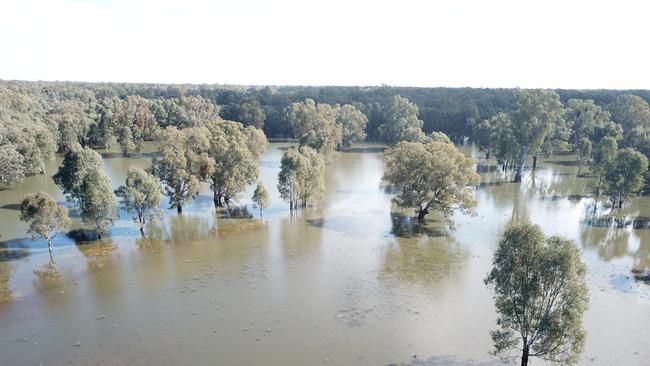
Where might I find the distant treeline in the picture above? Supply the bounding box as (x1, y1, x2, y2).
(3, 80, 650, 143)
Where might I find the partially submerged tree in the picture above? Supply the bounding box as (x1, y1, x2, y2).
(603, 147, 648, 208)
(510, 89, 564, 182)
(151, 126, 212, 213)
(383, 140, 479, 220)
(485, 223, 588, 366)
(576, 137, 592, 175)
(52, 147, 104, 204)
(277, 146, 324, 209)
(335, 104, 368, 148)
(589, 136, 618, 205)
(115, 166, 163, 235)
(20, 192, 70, 255)
(285, 99, 342, 155)
(205, 119, 267, 207)
(78, 169, 118, 239)
(252, 182, 270, 219)
(378, 95, 426, 144)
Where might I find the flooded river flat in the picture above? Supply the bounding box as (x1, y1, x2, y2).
(0, 143, 649, 365)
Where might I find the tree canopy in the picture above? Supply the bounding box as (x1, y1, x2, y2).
(383, 140, 479, 220)
(485, 223, 588, 366)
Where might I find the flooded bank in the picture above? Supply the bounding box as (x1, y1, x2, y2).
(0, 143, 649, 365)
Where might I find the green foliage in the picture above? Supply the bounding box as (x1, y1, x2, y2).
(589, 136, 618, 197)
(383, 140, 479, 220)
(0, 145, 25, 184)
(485, 223, 588, 366)
(564, 99, 612, 149)
(608, 94, 650, 131)
(20, 192, 70, 252)
(285, 99, 342, 155)
(150, 126, 212, 212)
(378, 95, 426, 144)
(220, 100, 266, 129)
(52, 147, 104, 204)
(205, 119, 268, 206)
(427, 131, 452, 144)
(277, 146, 324, 209)
(115, 166, 163, 233)
(252, 182, 270, 217)
(603, 147, 648, 208)
(78, 169, 118, 238)
(510, 89, 564, 182)
(335, 104, 368, 148)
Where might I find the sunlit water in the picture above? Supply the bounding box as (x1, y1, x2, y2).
(0, 143, 648, 365)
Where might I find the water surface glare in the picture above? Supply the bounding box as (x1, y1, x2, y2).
(0, 143, 649, 365)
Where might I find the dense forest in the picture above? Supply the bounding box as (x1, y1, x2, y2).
(2, 80, 650, 206)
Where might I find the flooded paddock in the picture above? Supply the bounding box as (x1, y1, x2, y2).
(0, 143, 649, 365)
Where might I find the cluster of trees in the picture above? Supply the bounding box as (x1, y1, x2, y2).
(473, 90, 650, 208)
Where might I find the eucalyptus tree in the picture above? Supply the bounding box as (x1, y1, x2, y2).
(20, 192, 70, 254)
(603, 147, 648, 208)
(474, 112, 508, 159)
(589, 136, 618, 200)
(252, 182, 270, 219)
(378, 95, 426, 144)
(383, 140, 479, 220)
(510, 89, 564, 182)
(0, 145, 25, 184)
(277, 146, 324, 209)
(285, 99, 342, 155)
(428, 131, 452, 144)
(205, 119, 267, 207)
(564, 99, 612, 149)
(115, 166, 163, 235)
(113, 96, 158, 156)
(335, 104, 368, 148)
(576, 137, 592, 175)
(220, 101, 266, 129)
(608, 94, 650, 131)
(0, 113, 57, 175)
(52, 147, 104, 204)
(78, 169, 118, 239)
(485, 223, 588, 366)
(151, 126, 212, 213)
(48, 101, 94, 151)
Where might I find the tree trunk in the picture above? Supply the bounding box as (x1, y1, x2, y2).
(486, 151, 490, 160)
(140, 215, 145, 235)
(259, 208, 263, 220)
(417, 208, 429, 221)
(177, 203, 183, 213)
(47, 239, 53, 255)
(577, 160, 582, 176)
(514, 146, 528, 182)
(619, 198, 623, 208)
(521, 343, 529, 366)
(532, 155, 538, 170)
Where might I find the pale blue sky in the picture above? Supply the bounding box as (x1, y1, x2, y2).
(0, 0, 648, 88)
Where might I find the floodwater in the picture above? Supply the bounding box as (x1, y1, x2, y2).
(0, 143, 649, 366)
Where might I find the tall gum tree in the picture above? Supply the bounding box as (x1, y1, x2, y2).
(485, 223, 588, 366)
(383, 140, 479, 220)
(511, 89, 564, 182)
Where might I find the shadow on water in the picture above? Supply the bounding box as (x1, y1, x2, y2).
(550, 159, 580, 167)
(219, 205, 253, 219)
(66, 229, 101, 243)
(389, 212, 448, 238)
(0, 238, 31, 262)
(0, 203, 21, 211)
(100, 151, 157, 159)
(584, 216, 650, 229)
(339, 146, 385, 154)
(387, 355, 503, 366)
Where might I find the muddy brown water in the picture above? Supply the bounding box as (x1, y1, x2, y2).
(0, 143, 648, 365)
